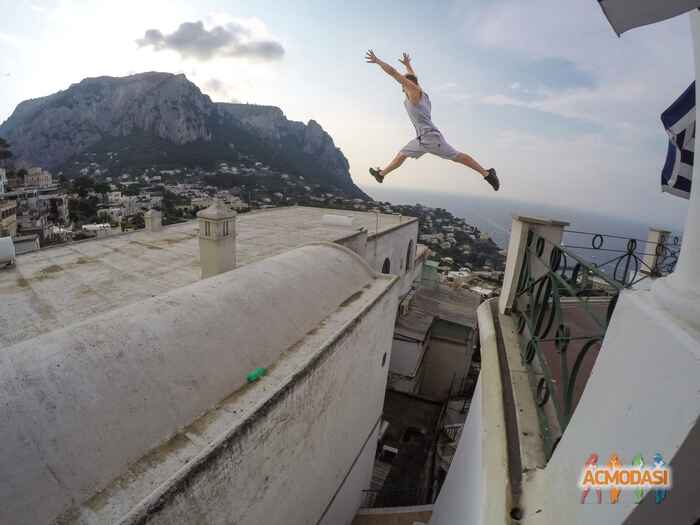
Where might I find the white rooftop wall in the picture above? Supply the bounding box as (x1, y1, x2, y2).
(0, 242, 379, 524)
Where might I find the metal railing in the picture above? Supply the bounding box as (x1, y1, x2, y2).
(512, 230, 629, 458)
(562, 230, 681, 288)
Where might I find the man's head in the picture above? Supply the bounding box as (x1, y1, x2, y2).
(403, 74, 418, 96)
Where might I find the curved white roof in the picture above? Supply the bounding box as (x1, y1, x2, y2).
(0, 241, 382, 524)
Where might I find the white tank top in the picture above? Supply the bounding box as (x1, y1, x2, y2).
(404, 92, 438, 138)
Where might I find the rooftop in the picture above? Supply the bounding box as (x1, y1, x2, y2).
(0, 206, 414, 348)
(394, 284, 482, 343)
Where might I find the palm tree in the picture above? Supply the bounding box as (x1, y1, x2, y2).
(0, 137, 12, 161)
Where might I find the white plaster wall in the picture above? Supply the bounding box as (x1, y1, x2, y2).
(0, 242, 381, 525)
(127, 275, 399, 525)
(367, 220, 419, 295)
(542, 289, 700, 525)
(429, 379, 484, 525)
(337, 230, 368, 258)
(320, 423, 380, 525)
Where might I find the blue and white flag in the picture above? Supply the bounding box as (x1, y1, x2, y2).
(661, 82, 695, 199)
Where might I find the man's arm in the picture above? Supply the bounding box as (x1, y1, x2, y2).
(399, 52, 415, 77)
(365, 50, 420, 96)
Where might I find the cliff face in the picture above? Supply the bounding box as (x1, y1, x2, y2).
(0, 73, 364, 196)
(1, 73, 213, 169)
(218, 103, 355, 191)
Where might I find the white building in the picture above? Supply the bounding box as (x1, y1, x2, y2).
(24, 167, 52, 187)
(0, 206, 424, 525)
(0, 168, 6, 194)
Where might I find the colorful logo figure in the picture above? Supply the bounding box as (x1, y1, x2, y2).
(632, 453, 644, 504)
(653, 453, 667, 504)
(580, 452, 671, 505)
(580, 453, 602, 504)
(607, 453, 622, 504)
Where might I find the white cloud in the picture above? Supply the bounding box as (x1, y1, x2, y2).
(467, 0, 692, 131)
(137, 19, 284, 62)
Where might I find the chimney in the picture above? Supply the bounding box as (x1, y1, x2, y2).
(144, 209, 162, 232)
(197, 199, 237, 279)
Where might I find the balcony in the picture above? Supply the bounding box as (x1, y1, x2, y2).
(429, 215, 699, 525)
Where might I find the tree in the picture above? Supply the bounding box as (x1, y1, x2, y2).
(71, 176, 95, 198)
(94, 182, 111, 194)
(97, 210, 112, 224)
(0, 137, 12, 161)
(68, 196, 99, 224)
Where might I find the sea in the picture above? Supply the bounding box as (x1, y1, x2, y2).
(363, 186, 685, 278)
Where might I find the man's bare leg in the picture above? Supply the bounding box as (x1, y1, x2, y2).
(380, 153, 408, 177)
(452, 152, 500, 191)
(453, 152, 488, 177)
(370, 153, 407, 182)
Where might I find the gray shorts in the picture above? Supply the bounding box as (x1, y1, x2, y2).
(400, 131, 459, 160)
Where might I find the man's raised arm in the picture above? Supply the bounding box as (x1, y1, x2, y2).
(399, 52, 416, 77)
(365, 50, 420, 95)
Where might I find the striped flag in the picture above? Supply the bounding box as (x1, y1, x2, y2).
(598, 1, 700, 35)
(661, 82, 695, 199)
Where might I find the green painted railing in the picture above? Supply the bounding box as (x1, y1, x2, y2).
(512, 230, 627, 458)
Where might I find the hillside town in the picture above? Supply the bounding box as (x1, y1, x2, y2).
(0, 157, 506, 286)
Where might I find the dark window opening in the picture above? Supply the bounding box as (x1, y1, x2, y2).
(405, 240, 414, 273)
(382, 258, 391, 274)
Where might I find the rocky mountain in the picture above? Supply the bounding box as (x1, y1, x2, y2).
(0, 72, 366, 197)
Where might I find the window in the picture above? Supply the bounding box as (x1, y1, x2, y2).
(406, 240, 414, 273)
(381, 258, 391, 274)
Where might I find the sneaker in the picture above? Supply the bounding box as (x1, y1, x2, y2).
(484, 168, 499, 191)
(369, 167, 384, 183)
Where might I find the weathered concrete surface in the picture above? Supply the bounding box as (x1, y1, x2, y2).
(0, 206, 411, 348)
(0, 242, 396, 525)
(96, 261, 399, 525)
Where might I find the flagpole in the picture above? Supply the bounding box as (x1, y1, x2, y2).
(653, 9, 700, 331)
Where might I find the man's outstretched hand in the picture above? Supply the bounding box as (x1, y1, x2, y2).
(365, 50, 379, 64)
(399, 53, 411, 67)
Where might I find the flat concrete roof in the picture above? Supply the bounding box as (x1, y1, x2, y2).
(0, 206, 413, 348)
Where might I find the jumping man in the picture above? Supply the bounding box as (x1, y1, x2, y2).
(365, 50, 499, 191)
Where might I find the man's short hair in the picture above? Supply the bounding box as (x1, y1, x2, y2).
(406, 74, 418, 84)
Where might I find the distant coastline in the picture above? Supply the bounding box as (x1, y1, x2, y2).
(363, 185, 685, 251)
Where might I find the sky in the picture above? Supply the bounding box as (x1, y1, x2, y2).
(0, 0, 694, 230)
